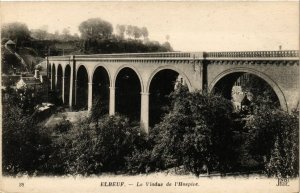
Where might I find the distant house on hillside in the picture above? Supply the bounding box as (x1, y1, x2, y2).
(16, 70, 49, 100)
(16, 70, 43, 88)
(5, 40, 16, 51)
(2, 39, 28, 73)
(16, 76, 42, 90)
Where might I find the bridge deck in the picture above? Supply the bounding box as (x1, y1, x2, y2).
(48, 50, 299, 61)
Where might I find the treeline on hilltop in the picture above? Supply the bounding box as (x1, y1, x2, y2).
(1, 18, 173, 74)
(1, 18, 173, 57)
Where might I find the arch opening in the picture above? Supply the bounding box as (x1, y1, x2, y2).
(92, 66, 110, 115)
(64, 65, 71, 104)
(76, 66, 89, 110)
(57, 65, 63, 100)
(115, 67, 141, 122)
(211, 72, 281, 112)
(149, 69, 181, 127)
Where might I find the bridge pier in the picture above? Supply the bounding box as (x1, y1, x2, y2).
(55, 73, 58, 90)
(74, 80, 77, 106)
(140, 92, 149, 133)
(69, 67, 74, 108)
(62, 76, 65, 103)
(109, 86, 115, 115)
(50, 78, 53, 90)
(88, 82, 93, 112)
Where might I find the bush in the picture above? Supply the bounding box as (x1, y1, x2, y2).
(54, 115, 71, 133)
(125, 149, 153, 174)
(50, 114, 146, 175)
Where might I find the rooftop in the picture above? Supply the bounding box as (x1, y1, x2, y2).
(20, 77, 41, 85)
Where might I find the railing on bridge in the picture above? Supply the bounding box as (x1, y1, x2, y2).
(75, 52, 195, 58)
(48, 50, 299, 61)
(205, 50, 299, 58)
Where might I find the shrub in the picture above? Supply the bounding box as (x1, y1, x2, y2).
(54, 115, 71, 133)
(51, 114, 146, 175)
(125, 149, 153, 174)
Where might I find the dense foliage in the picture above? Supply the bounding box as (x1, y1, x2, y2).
(245, 108, 299, 177)
(2, 98, 52, 175)
(1, 22, 31, 47)
(47, 115, 146, 175)
(2, 84, 299, 177)
(126, 86, 236, 176)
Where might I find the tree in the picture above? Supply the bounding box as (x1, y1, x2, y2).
(31, 29, 48, 40)
(116, 24, 126, 39)
(162, 42, 173, 51)
(245, 108, 299, 177)
(141, 27, 149, 40)
(1, 22, 30, 47)
(132, 26, 142, 39)
(62, 28, 70, 36)
(61, 28, 71, 41)
(54, 30, 59, 36)
(79, 18, 113, 40)
(150, 85, 235, 176)
(2, 98, 52, 175)
(90, 97, 108, 126)
(125, 25, 134, 39)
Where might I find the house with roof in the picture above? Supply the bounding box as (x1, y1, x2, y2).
(16, 70, 42, 89)
(15, 69, 49, 100)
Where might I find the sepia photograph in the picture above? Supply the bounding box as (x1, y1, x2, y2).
(0, 1, 299, 193)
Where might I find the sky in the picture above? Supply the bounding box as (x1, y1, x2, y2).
(1, 1, 299, 52)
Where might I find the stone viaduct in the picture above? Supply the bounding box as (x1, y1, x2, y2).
(47, 50, 299, 132)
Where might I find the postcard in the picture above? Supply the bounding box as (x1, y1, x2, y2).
(1, 1, 299, 193)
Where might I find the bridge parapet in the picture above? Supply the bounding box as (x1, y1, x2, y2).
(48, 52, 205, 60)
(47, 50, 299, 61)
(205, 50, 299, 58)
(75, 51, 204, 59)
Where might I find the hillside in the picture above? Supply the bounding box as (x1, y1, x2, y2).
(2, 37, 172, 76)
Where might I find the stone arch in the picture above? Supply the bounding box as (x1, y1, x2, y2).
(115, 67, 142, 121)
(146, 65, 193, 93)
(91, 64, 112, 87)
(92, 65, 111, 115)
(76, 65, 89, 109)
(208, 67, 288, 111)
(113, 65, 144, 92)
(57, 64, 63, 101)
(147, 66, 193, 127)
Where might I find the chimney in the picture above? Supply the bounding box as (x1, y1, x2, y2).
(34, 69, 40, 79)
